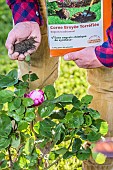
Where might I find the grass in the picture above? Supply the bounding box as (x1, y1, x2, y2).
(48, 2, 101, 24)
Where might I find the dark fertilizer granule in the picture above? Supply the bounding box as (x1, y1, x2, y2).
(14, 37, 37, 54)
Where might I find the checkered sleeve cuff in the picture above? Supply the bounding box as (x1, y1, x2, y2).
(7, 0, 43, 25)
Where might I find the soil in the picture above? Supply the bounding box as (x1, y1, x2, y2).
(58, 0, 100, 8)
(14, 37, 36, 54)
(71, 10, 96, 23)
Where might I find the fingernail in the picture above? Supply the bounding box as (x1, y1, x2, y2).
(64, 54, 69, 60)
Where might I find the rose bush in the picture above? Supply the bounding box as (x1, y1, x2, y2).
(0, 63, 108, 169)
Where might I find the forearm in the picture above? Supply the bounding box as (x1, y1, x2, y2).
(95, 20, 113, 68)
(6, 0, 43, 25)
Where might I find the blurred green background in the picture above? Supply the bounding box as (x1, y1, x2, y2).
(0, 0, 88, 169)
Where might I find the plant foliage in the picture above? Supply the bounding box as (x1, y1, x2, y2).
(0, 68, 108, 170)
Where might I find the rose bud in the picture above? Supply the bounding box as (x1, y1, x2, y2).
(25, 90, 44, 106)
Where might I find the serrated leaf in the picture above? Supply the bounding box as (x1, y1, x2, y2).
(0, 69, 18, 88)
(22, 74, 29, 82)
(55, 147, 67, 155)
(16, 105, 25, 115)
(93, 119, 108, 136)
(0, 138, 11, 150)
(53, 94, 74, 103)
(81, 95, 93, 105)
(72, 138, 82, 153)
(13, 98, 21, 108)
(72, 96, 81, 109)
(44, 85, 56, 100)
(0, 90, 14, 104)
(38, 103, 55, 118)
(76, 148, 91, 160)
(18, 121, 28, 131)
(63, 151, 74, 159)
(24, 137, 34, 155)
(14, 89, 26, 97)
(0, 152, 5, 160)
(89, 109, 100, 120)
(50, 110, 65, 119)
(30, 73, 39, 81)
(84, 115, 92, 126)
(8, 102, 17, 111)
(25, 111, 35, 122)
(0, 114, 12, 137)
(33, 122, 40, 134)
(87, 131, 101, 142)
(11, 133, 21, 148)
(22, 98, 34, 107)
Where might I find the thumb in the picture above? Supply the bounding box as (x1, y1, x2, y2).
(64, 52, 78, 61)
(5, 31, 16, 55)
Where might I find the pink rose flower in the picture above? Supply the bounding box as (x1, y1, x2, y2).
(25, 90, 44, 106)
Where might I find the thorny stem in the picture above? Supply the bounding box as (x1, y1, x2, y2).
(28, 59, 31, 92)
(8, 146, 13, 170)
(43, 138, 74, 170)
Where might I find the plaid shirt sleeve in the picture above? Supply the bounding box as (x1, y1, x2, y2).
(95, 20, 113, 67)
(6, 0, 43, 25)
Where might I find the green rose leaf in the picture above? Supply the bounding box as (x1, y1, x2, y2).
(72, 96, 81, 109)
(22, 98, 34, 107)
(8, 102, 17, 111)
(16, 105, 25, 115)
(39, 119, 55, 138)
(22, 74, 29, 82)
(93, 119, 108, 136)
(55, 147, 67, 155)
(18, 121, 28, 131)
(33, 122, 40, 134)
(11, 133, 21, 148)
(0, 69, 18, 88)
(15, 89, 26, 97)
(30, 73, 39, 82)
(12, 113, 24, 122)
(14, 98, 21, 108)
(0, 114, 12, 137)
(49, 110, 65, 119)
(0, 138, 11, 150)
(0, 104, 3, 110)
(24, 137, 34, 155)
(89, 109, 100, 120)
(54, 123, 65, 144)
(0, 152, 5, 160)
(53, 94, 74, 103)
(72, 138, 82, 153)
(76, 148, 91, 160)
(38, 103, 55, 118)
(44, 85, 56, 100)
(0, 90, 14, 104)
(71, 111, 84, 128)
(84, 115, 92, 127)
(81, 95, 93, 105)
(63, 151, 74, 159)
(15, 81, 29, 90)
(25, 111, 35, 122)
(87, 131, 101, 142)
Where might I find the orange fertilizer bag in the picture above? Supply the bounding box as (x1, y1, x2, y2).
(46, 0, 112, 57)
